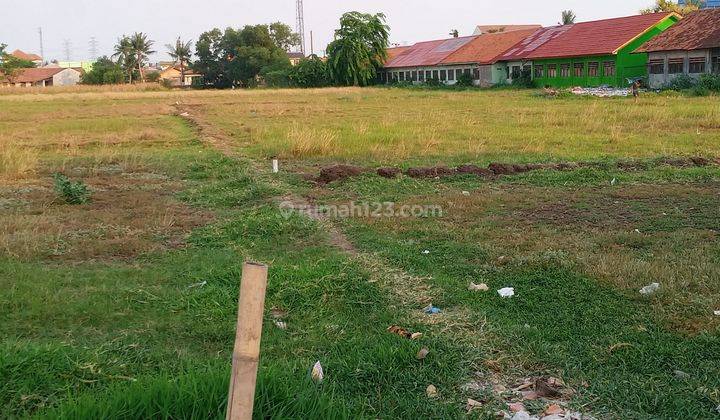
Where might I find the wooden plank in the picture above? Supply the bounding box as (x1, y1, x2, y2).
(226, 262, 269, 420)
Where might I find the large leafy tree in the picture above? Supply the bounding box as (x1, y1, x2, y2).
(326, 12, 390, 86)
(641, 0, 702, 15)
(269, 22, 301, 52)
(166, 37, 193, 84)
(81, 57, 125, 85)
(194, 23, 295, 88)
(560, 10, 576, 25)
(289, 55, 330, 87)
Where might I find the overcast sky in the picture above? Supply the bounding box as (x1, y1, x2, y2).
(1, 0, 654, 62)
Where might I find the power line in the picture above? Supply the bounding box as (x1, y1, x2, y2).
(295, 0, 305, 55)
(62, 39, 72, 61)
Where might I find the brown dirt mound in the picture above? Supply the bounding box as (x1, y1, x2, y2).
(405, 166, 455, 179)
(456, 165, 494, 177)
(316, 165, 365, 183)
(377, 167, 401, 179)
(488, 163, 516, 175)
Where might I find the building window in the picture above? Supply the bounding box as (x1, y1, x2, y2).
(534, 65, 544, 78)
(511, 65, 521, 79)
(649, 59, 664, 75)
(411, 70, 417, 81)
(573, 62, 584, 77)
(547, 64, 557, 78)
(432, 70, 439, 80)
(448, 69, 455, 80)
(603, 61, 616, 77)
(425, 70, 432, 80)
(689, 57, 706, 74)
(464, 68, 471, 76)
(399, 72, 405, 81)
(440, 69, 447, 81)
(588, 62, 599, 77)
(473, 68, 480, 80)
(419, 70, 425, 82)
(668, 58, 684, 74)
(560, 64, 570, 77)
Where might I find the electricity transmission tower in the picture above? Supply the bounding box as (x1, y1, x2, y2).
(89, 37, 98, 61)
(62, 39, 72, 61)
(295, 0, 306, 55)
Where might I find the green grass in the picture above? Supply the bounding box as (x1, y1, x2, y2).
(1, 88, 720, 419)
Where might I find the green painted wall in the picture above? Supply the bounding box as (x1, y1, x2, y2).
(529, 15, 679, 88)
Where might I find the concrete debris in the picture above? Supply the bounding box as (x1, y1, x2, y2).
(570, 86, 630, 97)
(640, 282, 661, 296)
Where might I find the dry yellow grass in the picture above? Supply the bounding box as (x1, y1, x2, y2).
(0, 141, 38, 179)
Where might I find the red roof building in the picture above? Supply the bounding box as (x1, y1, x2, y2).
(10, 50, 43, 63)
(1, 67, 82, 87)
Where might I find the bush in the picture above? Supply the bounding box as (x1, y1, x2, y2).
(289, 56, 330, 88)
(145, 71, 161, 83)
(698, 73, 720, 92)
(690, 84, 709, 97)
(668, 74, 696, 91)
(82, 57, 125, 85)
(425, 77, 442, 87)
(512, 68, 534, 88)
(456, 72, 474, 87)
(53, 173, 91, 204)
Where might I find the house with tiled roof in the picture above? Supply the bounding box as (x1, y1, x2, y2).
(379, 28, 539, 86)
(0, 67, 82, 87)
(10, 50, 43, 65)
(636, 9, 720, 88)
(497, 13, 681, 87)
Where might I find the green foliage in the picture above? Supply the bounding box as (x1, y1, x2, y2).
(145, 71, 160, 83)
(456, 72, 474, 87)
(560, 10, 576, 25)
(194, 23, 296, 88)
(81, 57, 125, 85)
(112, 33, 155, 83)
(326, 12, 390, 86)
(698, 73, 720, 91)
(269, 22, 301, 52)
(165, 37, 193, 85)
(641, 0, 702, 15)
(0, 44, 37, 82)
(512, 68, 535, 88)
(289, 56, 330, 87)
(425, 77, 442, 87)
(52, 173, 91, 205)
(668, 74, 696, 91)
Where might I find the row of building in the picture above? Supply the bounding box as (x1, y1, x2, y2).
(380, 9, 720, 89)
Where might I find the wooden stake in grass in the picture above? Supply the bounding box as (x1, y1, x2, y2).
(226, 262, 269, 420)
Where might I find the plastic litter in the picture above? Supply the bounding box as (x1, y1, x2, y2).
(311, 361, 324, 383)
(640, 283, 660, 296)
(187, 281, 207, 289)
(423, 304, 442, 315)
(498, 287, 515, 298)
(570, 86, 630, 97)
(273, 320, 287, 330)
(462, 191, 471, 196)
(469, 282, 489, 292)
(714, 310, 720, 316)
(422, 250, 430, 255)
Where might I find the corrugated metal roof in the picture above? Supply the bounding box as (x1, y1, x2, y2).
(443, 29, 541, 65)
(384, 36, 476, 68)
(498, 26, 573, 61)
(473, 25, 542, 35)
(637, 9, 720, 52)
(524, 13, 675, 59)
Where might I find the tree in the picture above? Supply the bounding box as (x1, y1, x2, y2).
(560, 10, 576, 25)
(326, 12, 390, 86)
(269, 22, 301, 52)
(449, 29, 459, 38)
(193, 25, 292, 88)
(112, 36, 136, 83)
(641, 0, 702, 15)
(166, 37, 193, 85)
(81, 56, 125, 84)
(129, 32, 155, 83)
(0, 43, 37, 84)
(289, 55, 330, 87)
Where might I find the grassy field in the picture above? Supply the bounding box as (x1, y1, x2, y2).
(1, 86, 719, 419)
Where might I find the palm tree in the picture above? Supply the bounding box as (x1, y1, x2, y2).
(112, 35, 135, 83)
(166, 37, 193, 86)
(129, 32, 155, 83)
(560, 10, 576, 25)
(449, 29, 459, 38)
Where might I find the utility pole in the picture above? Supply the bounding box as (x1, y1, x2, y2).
(38, 27, 44, 64)
(295, 0, 305, 56)
(89, 37, 98, 61)
(62, 39, 72, 61)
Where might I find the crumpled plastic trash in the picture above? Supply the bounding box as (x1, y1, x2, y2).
(422, 250, 430, 255)
(640, 283, 660, 296)
(187, 281, 207, 289)
(423, 305, 442, 315)
(714, 310, 720, 317)
(311, 361, 324, 383)
(498, 287, 515, 298)
(273, 320, 287, 330)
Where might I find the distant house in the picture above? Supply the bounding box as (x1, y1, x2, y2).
(636, 9, 720, 88)
(0, 67, 81, 87)
(10, 49, 43, 66)
(379, 28, 539, 86)
(679, 0, 720, 8)
(496, 13, 681, 87)
(158, 66, 202, 87)
(473, 24, 541, 35)
(288, 52, 305, 66)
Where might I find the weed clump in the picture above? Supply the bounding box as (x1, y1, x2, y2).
(53, 173, 91, 204)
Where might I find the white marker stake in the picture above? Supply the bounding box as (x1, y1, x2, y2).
(272, 159, 279, 174)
